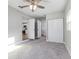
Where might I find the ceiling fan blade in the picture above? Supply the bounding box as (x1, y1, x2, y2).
(24, 0, 31, 2)
(37, 5, 45, 9)
(18, 5, 29, 8)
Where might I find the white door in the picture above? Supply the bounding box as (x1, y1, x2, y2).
(47, 19, 63, 43)
(27, 19, 35, 39)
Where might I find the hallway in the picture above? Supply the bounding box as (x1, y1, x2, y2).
(8, 37, 70, 59)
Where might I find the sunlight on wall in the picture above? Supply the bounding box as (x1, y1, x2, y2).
(8, 45, 32, 53)
(8, 45, 22, 53)
(8, 37, 15, 45)
(8, 37, 22, 53)
(8, 37, 32, 53)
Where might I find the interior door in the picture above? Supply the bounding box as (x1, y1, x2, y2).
(27, 19, 35, 39)
(47, 19, 63, 43)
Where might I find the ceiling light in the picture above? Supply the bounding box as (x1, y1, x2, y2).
(29, 5, 33, 10)
(30, 4, 37, 11)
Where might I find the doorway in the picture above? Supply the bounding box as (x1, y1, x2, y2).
(22, 19, 42, 40)
(22, 22, 28, 40)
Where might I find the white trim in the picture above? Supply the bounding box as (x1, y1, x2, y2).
(64, 42, 71, 56)
(46, 40, 64, 43)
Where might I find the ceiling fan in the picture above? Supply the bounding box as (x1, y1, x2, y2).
(18, 0, 45, 12)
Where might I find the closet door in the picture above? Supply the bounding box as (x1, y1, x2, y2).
(47, 19, 63, 43)
(27, 19, 35, 39)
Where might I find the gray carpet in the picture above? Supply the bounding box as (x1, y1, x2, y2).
(8, 37, 70, 59)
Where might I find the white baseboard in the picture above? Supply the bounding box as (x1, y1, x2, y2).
(46, 40, 64, 43)
(64, 42, 71, 56)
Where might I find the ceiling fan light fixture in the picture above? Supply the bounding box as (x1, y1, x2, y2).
(18, 0, 45, 12)
(33, 5, 37, 10)
(29, 5, 33, 9)
(29, 4, 37, 11)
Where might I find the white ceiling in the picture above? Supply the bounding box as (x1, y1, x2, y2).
(8, 0, 68, 17)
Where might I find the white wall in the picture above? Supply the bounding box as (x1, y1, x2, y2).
(8, 6, 30, 44)
(46, 12, 64, 20)
(46, 12, 64, 43)
(63, 0, 71, 55)
(41, 19, 46, 36)
(37, 20, 41, 38)
(63, 10, 71, 55)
